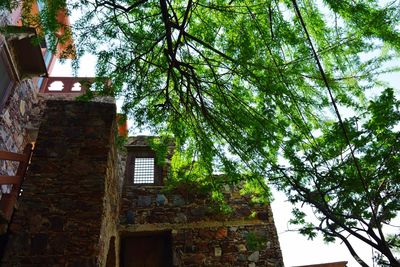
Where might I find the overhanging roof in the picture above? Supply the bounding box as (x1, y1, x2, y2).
(1, 26, 48, 78)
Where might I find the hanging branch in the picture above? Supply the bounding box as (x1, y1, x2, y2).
(291, 1, 400, 266)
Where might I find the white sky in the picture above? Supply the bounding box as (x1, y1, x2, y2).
(271, 189, 373, 267)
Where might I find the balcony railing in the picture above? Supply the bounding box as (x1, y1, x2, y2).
(40, 76, 94, 94)
(0, 144, 33, 223)
(39, 77, 128, 136)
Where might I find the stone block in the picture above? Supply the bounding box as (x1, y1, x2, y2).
(235, 206, 252, 217)
(190, 206, 208, 217)
(198, 229, 214, 239)
(238, 254, 247, 262)
(229, 226, 238, 232)
(126, 210, 135, 224)
(174, 212, 187, 223)
(3, 110, 11, 126)
(172, 195, 186, 206)
(19, 100, 26, 115)
(215, 227, 228, 239)
(257, 211, 269, 221)
(221, 253, 236, 263)
(137, 195, 152, 207)
(156, 194, 168, 206)
(248, 251, 260, 262)
(49, 216, 65, 231)
(214, 246, 222, 257)
(236, 244, 247, 252)
(183, 253, 206, 265)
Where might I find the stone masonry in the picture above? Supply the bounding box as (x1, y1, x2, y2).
(0, 79, 43, 157)
(120, 137, 284, 267)
(120, 185, 284, 267)
(2, 100, 119, 267)
(0, 11, 45, 195)
(0, 99, 284, 266)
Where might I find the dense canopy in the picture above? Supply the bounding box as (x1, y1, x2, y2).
(3, 0, 400, 265)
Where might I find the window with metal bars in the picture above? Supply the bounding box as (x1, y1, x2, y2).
(133, 158, 155, 184)
(126, 148, 163, 185)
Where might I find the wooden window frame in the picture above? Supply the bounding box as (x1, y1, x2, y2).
(0, 42, 16, 112)
(126, 148, 163, 185)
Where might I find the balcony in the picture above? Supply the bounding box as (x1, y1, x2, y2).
(0, 144, 33, 226)
(39, 77, 128, 137)
(1, 26, 48, 79)
(40, 76, 94, 94)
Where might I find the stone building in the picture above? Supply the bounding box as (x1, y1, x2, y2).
(0, 3, 284, 267)
(0, 100, 284, 266)
(119, 136, 283, 266)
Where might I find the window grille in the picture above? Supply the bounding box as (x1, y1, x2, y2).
(133, 158, 155, 184)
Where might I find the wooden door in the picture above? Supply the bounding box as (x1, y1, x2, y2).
(121, 233, 172, 267)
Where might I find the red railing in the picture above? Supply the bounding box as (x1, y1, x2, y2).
(40, 77, 94, 94)
(40, 77, 129, 137)
(0, 144, 33, 221)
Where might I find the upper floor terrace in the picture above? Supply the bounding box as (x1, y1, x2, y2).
(40, 76, 94, 94)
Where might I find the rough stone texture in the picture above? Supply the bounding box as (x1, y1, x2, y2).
(0, 80, 43, 172)
(120, 184, 280, 227)
(39, 93, 115, 104)
(0, 12, 42, 153)
(0, 94, 284, 266)
(0, 10, 10, 26)
(248, 251, 260, 262)
(2, 100, 119, 267)
(98, 115, 122, 267)
(0, 11, 47, 196)
(120, 144, 284, 267)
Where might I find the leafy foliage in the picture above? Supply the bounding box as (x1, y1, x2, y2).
(240, 178, 271, 205)
(3, 0, 400, 265)
(275, 88, 400, 266)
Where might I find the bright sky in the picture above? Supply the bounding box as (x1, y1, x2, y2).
(271, 189, 373, 267)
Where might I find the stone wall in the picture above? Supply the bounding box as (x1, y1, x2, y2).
(0, 10, 10, 26)
(0, 77, 45, 202)
(98, 124, 125, 267)
(0, 11, 45, 194)
(2, 100, 119, 267)
(120, 182, 284, 267)
(0, 12, 40, 154)
(0, 79, 43, 154)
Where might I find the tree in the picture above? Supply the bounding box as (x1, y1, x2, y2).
(277, 88, 400, 266)
(3, 0, 400, 265)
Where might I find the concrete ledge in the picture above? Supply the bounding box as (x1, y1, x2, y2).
(119, 219, 269, 233)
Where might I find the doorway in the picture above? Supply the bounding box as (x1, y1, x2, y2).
(120, 232, 172, 267)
